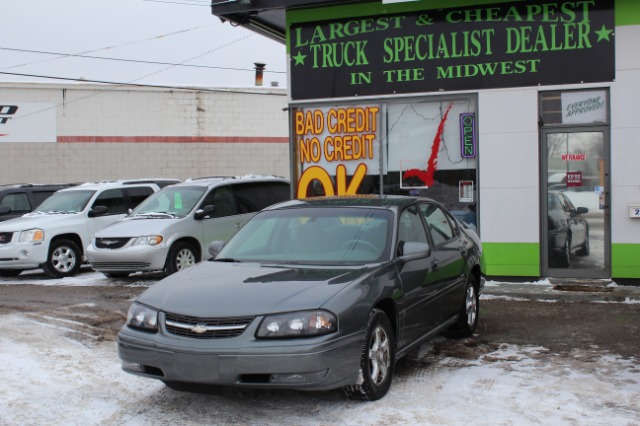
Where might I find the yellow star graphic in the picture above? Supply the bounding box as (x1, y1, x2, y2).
(293, 51, 307, 66)
(595, 25, 613, 42)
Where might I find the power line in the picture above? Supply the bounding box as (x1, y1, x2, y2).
(0, 47, 286, 74)
(0, 71, 286, 94)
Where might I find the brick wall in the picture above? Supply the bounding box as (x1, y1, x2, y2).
(0, 83, 290, 184)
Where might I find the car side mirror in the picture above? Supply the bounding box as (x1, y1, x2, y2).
(195, 204, 215, 220)
(401, 241, 431, 258)
(575, 207, 589, 215)
(0, 206, 10, 215)
(88, 205, 108, 217)
(208, 240, 225, 258)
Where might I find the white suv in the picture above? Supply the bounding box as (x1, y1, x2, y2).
(0, 179, 179, 278)
(86, 175, 290, 278)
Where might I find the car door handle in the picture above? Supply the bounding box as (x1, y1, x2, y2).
(234, 223, 241, 229)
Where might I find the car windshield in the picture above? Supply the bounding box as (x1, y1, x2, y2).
(217, 207, 393, 265)
(130, 186, 206, 219)
(34, 190, 95, 214)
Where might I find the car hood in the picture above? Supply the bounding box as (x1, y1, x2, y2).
(0, 212, 82, 231)
(137, 261, 375, 317)
(97, 217, 181, 237)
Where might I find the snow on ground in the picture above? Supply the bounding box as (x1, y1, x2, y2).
(1, 272, 640, 425)
(1, 313, 639, 425)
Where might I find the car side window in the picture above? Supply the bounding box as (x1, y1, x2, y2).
(200, 186, 238, 218)
(0, 192, 30, 212)
(93, 189, 127, 215)
(234, 182, 290, 213)
(420, 203, 456, 246)
(397, 206, 428, 255)
(32, 191, 56, 208)
(126, 187, 154, 209)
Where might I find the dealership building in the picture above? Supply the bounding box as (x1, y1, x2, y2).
(209, 0, 639, 282)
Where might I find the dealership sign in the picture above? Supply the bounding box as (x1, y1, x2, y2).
(0, 103, 56, 142)
(289, 0, 614, 99)
(294, 105, 380, 197)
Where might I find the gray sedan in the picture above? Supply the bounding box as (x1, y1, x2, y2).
(117, 196, 484, 401)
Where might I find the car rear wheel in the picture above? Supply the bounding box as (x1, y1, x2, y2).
(344, 309, 395, 401)
(165, 242, 197, 275)
(448, 275, 479, 337)
(557, 238, 571, 267)
(576, 228, 590, 256)
(41, 239, 82, 278)
(0, 269, 23, 277)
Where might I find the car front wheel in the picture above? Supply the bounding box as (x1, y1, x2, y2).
(344, 309, 395, 401)
(165, 242, 198, 275)
(42, 239, 82, 278)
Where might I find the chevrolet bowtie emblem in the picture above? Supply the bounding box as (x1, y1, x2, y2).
(191, 324, 208, 334)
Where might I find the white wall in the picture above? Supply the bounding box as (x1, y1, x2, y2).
(478, 88, 540, 244)
(610, 25, 640, 245)
(0, 84, 290, 184)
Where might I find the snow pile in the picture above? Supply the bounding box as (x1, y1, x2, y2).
(1, 314, 638, 425)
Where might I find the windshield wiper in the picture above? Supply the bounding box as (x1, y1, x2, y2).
(133, 212, 177, 218)
(214, 258, 241, 263)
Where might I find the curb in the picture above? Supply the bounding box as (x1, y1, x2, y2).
(481, 279, 640, 303)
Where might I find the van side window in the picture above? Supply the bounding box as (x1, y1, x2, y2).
(200, 186, 238, 218)
(234, 182, 290, 213)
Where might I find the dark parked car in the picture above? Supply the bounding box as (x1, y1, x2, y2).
(548, 191, 590, 267)
(117, 195, 484, 401)
(0, 183, 76, 222)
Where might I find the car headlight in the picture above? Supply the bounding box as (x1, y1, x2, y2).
(126, 302, 158, 332)
(256, 310, 337, 339)
(19, 228, 44, 242)
(132, 235, 163, 246)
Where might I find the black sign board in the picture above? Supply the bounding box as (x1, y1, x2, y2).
(289, 0, 614, 100)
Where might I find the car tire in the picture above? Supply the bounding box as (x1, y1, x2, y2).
(41, 239, 82, 278)
(0, 269, 23, 277)
(557, 238, 571, 267)
(165, 242, 198, 275)
(344, 309, 395, 401)
(576, 227, 590, 256)
(448, 275, 480, 338)
(102, 272, 130, 279)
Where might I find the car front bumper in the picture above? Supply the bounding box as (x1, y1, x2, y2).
(87, 244, 169, 273)
(0, 240, 49, 270)
(117, 321, 364, 391)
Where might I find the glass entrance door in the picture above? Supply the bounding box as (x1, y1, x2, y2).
(542, 130, 609, 278)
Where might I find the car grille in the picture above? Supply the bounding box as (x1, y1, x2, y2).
(95, 237, 131, 249)
(90, 262, 151, 270)
(0, 232, 13, 245)
(164, 312, 254, 339)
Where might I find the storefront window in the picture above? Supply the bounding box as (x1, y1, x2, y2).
(291, 97, 478, 227)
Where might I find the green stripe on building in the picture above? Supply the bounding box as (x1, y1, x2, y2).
(482, 242, 540, 277)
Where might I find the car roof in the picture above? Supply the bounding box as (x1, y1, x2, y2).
(266, 195, 427, 211)
(174, 175, 289, 189)
(57, 179, 180, 192)
(0, 183, 77, 191)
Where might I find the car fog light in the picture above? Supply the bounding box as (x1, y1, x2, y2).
(121, 361, 145, 373)
(269, 370, 328, 384)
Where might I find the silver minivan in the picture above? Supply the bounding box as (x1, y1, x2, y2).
(86, 175, 290, 278)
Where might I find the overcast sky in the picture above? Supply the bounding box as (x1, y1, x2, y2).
(0, 0, 288, 89)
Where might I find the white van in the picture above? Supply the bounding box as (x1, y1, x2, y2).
(86, 175, 290, 278)
(0, 179, 179, 278)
